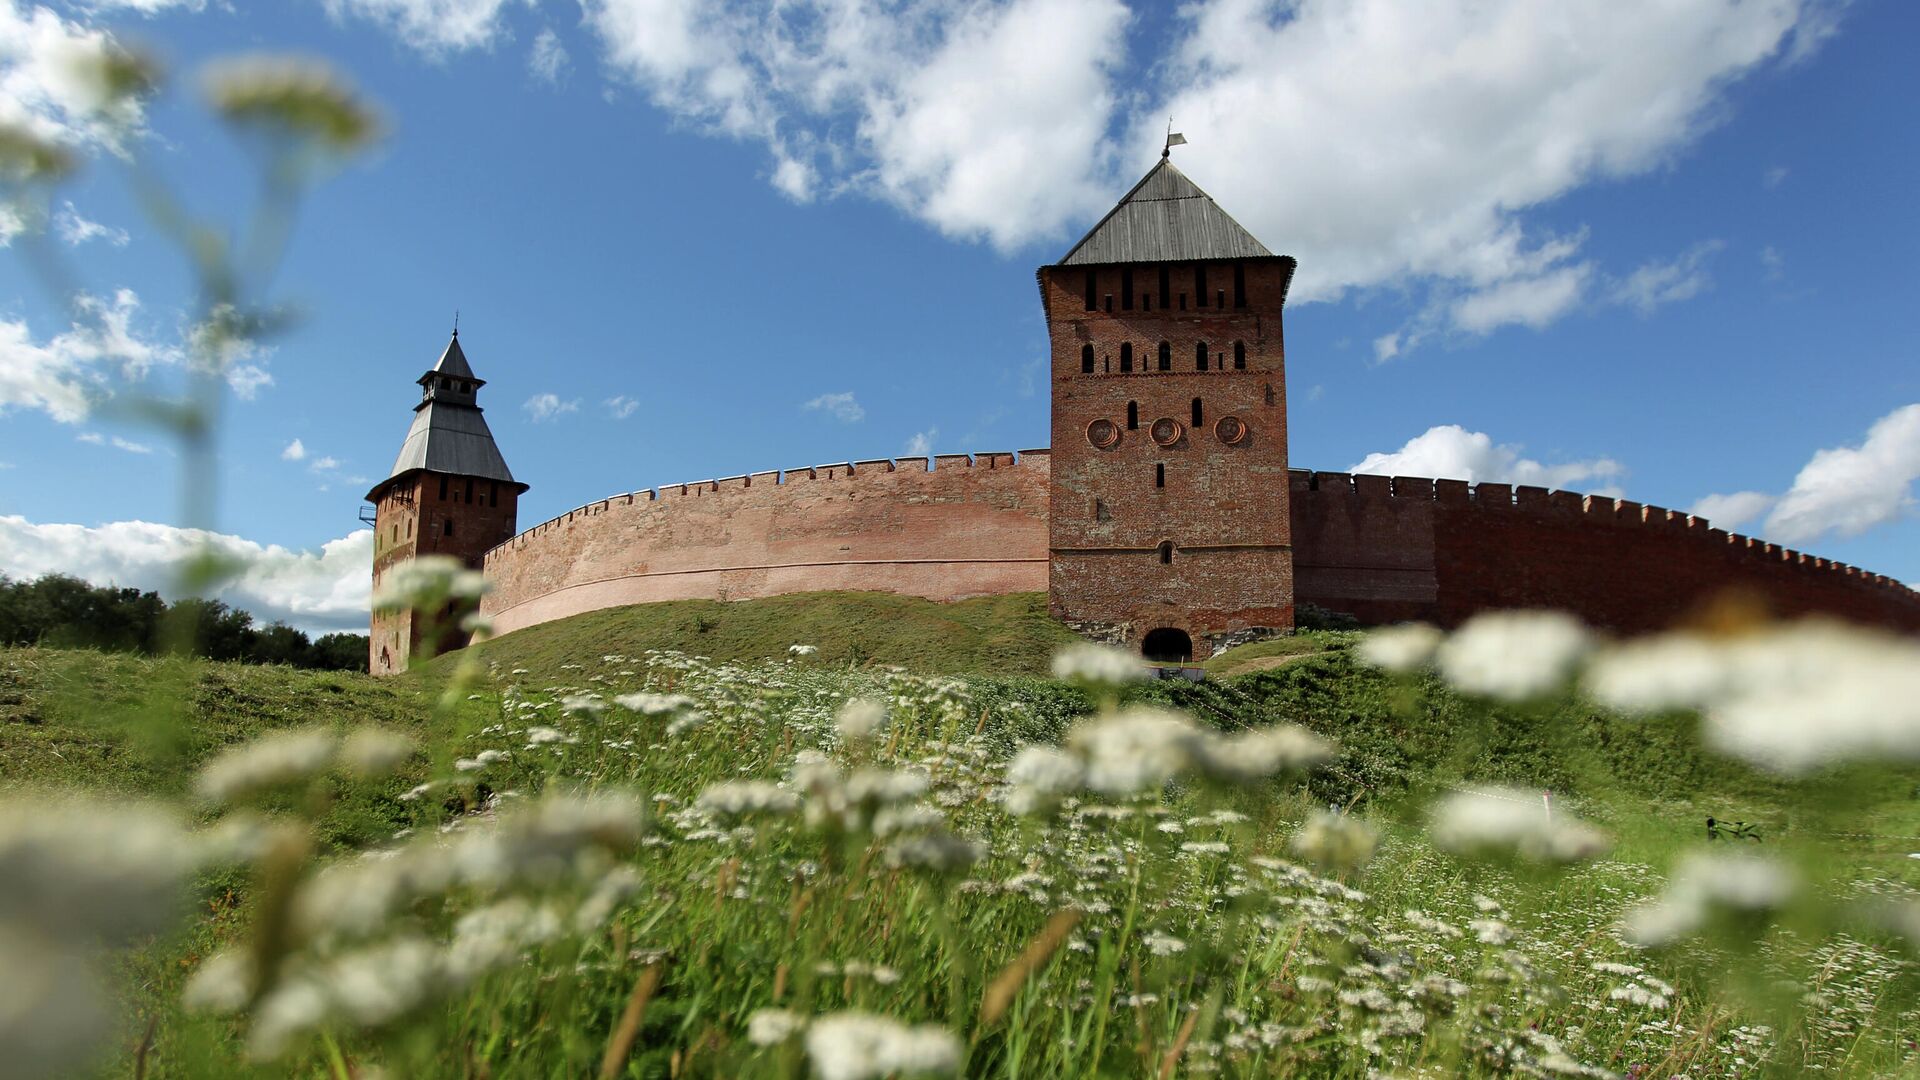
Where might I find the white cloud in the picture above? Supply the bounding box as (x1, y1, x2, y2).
(1689, 490, 1776, 532)
(0, 516, 374, 634)
(109, 434, 150, 454)
(803, 391, 864, 423)
(1451, 263, 1594, 335)
(1611, 240, 1726, 315)
(54, 201, 129, 246)
(1761, 245, 1786, 282)
(75, 431, 102, 444)
(0, 288, 171, 422)
(1371, 333, 1401, 363)
(282, 438, 307, 462)
(1764, 164, 1790, 189)
(76, 0, 207, 11)
(1349, 424, 1624, 494)
(522, 392, 579, 422)
(904, 427, 937, 456)
(1764, 403, 1920, 544)
(319, 0, 517, 55)
(582, 0, 1129, 252)
(309, 455, 341, 472)
(529, 26, 570, 84)
(603, 394, 638, 419)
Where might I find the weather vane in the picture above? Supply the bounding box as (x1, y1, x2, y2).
(453, 309, 459, 337)
(1163, 120, 1187, 158)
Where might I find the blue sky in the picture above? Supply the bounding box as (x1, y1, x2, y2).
(0, 0, 1916, 632)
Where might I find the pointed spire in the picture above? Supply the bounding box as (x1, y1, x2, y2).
(422, 329, 479, 385)
(1054, 155, 1269, 266)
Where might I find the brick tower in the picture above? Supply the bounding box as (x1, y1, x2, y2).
(1040, 151, 1298, 661)
(365, 331, 527, 675)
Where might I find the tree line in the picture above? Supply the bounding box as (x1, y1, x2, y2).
(0, 574, 368, 672)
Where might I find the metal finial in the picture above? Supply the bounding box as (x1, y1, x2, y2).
(1163, 122, 1187, 158)
(452, 310, 459, 337)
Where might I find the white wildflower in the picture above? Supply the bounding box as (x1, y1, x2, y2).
(1290, 811, 1379, 873)
(1143, 930, 1187, 956)
(1469, 918, 1512, 945)
(0, 925, 114, 1078)
(1434, 611, 1594, 701)
(1196, 723, 1332, 781)
(804, 1011, 962, 1080)
(885, 830, 984, 874)
(371, 555, 489, 612)
(696, 781, 800, 818)
(338, 729, 413, 777)
(1066, 707, 1206, 797)
(836, 698, 889, 742)
(454, 749, 509, 772)
(1623, 851, 1795, 947)
(560, 694, 605, 718)
(524, 726, 576, 746)
(1357, 623, 1444, 673)
(196, 728, 339, 803)
(182, 949, 256, 1015)
(789, 644, 818, 657)
(1002, 746, 1083, 815)
(0, 798, 198, 942)
(1051, 641, 1145, 685)
(1430, 787, 1608, 863)
(748, 1007, 806, 1046)
(1608, 984, 1670, 1009)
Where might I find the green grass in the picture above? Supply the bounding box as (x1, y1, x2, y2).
(440, 591, 1082, 682)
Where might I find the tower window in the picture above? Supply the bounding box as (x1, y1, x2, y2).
(444, 519, 456, 538)
(1155, 463, 1165, 488)
(1084, 270, 1096, 311)
(465, 481, 473, 504)
(1120, 342, 1133, 372)
(1127, 401, 1139, 430)
(1158, 341, 1171, 371)
(1094, 498, 1108, 521)
(1158, 541, 1173, 564)
(1104, 295, 1113, 313)
(439, 476, 449, 500)
(1081, 344, 1094, 374)
(1196, 341, 1209, 371)
(1195, 264, 1208, 307)
(1233, 341, 1246, 369)
(1217, 288, 1227, 308)
(1121, 267, 1134, 311)
(490, 481, 499, 505)
(1192, 398, 1204, 426)
(1158, 265, 1171, 308)
(1178, 293, 1187, 311)
(407, 519, 413, 539)
(1233, 262, 1247, 308)
(392, 524, 399, 542)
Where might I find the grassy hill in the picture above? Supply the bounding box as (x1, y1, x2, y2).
(437, 590, 1082, 680)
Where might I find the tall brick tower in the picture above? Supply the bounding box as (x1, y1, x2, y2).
(1041, 151, 1298, 661)
(364, 331, 527, 675)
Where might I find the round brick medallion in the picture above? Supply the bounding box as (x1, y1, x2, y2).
(1149, 417, 1184, 447)
(1086, 417, 1121, 449)
(1214, 415, 1249, 445)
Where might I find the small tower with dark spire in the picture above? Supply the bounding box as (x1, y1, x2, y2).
(1040, 152, 1298, 660)
(364, 330, 527, 675)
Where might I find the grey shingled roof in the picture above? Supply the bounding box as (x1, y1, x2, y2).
(419, 332, 478, 384)
(1056, 157, 1272, 266)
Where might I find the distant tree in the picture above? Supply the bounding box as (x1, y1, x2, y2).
(311, 632, 370, 673)
(249, 622, 312, 667)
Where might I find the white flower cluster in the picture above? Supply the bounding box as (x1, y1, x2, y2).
(1290, 810, 1379, 873)
(1584, 619, 1920, 774)
(370, 555, 489, 613)
(802, 1011, 962, 1080)
(1002, 707, 1331, 810)
(696, 780, 800, 819)
(835, 698, 889, 742)
(1623, 851, 1796, 947)
(1433, 611, 1594, 701)
(1050, 641, 1147, 686)
(1355, 623, 1445, 674)
(0, 798, 204, 1077)
(1429, 787, 1608, 863)
(195, 726, 414, 804)
(614, 691, 707, 736)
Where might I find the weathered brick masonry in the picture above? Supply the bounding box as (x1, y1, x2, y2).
(478, 453, 1051, 637)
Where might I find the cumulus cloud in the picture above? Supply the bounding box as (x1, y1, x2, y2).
(904, 427, 937, 457)
(76, 432, 153, 454)
(0, 1, 152, 156)
(282, 438, 307, 462)
(1451, 263, 1593, 335)
(1689, 490, 1776, 532)
(0, 288, 170, 422)
(1349, 424, 1625, 494)
(1611, 240, 1726, 315)
(522, 392, 579, 422)
(803, 391, 864, 423)
(1764, 403, 1920, 544)
(603, 394, 638, 419)
(319, 0, 517, 55)
(529, 26, 569, 83)
(582, 0, 1129, 250)
(54, 201, 129, 246)
(0, 516, 374, 634)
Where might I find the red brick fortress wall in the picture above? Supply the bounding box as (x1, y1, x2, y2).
(478, 452, 1051, 637)
(1291, 471, 1920, 633)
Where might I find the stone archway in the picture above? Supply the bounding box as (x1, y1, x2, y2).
(1141, 627, 1194, 664)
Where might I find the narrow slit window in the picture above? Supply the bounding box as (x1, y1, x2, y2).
(1127, 401, 1139, 430)
(1121, 267, 1134, 310)
(444, 518, 456, 538)
(1217, 288, 1227, 309)
(1155, 463, 1165, 488)
(1104, 295, 1113, 313)
(1192, 398, 1203, 426)
(1233, 341, 1246, 369)
(1158, 265, 1171, 308)
(1233, 262, 1247, 308)
(1084, 270, 1096, 311)
(465, 481, 474, 504)
(406, 520, 413, 539)
(490, 481, 499, 505)
(1081, 344, 1095, 373)
(1158, 541, 1173, 564)
(1157, 341, 1171, 371)
(1120, 342, 1133, 372)
(439, 476, 449, 500)
(1196, 341, 1209, 371)
(1195, 264, 1208, 307)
